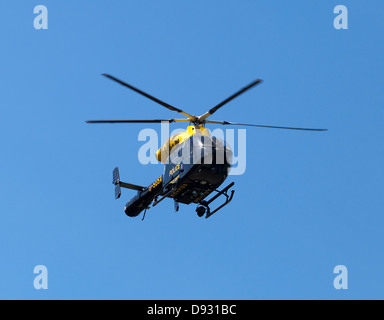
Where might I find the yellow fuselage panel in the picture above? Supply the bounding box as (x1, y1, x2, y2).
(156, 125, 211, 163)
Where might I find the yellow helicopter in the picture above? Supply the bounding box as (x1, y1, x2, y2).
(87, 74, 327, 219)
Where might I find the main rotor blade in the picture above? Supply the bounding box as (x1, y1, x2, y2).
(206, 120, 328, 131)
(86, 119, 190, 124)
(102, 74, 196, 120)
(86, 119, 189, 124)
(199, 79, 263, 122)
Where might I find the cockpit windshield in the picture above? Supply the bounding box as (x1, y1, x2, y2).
(169, 134, 233, 166)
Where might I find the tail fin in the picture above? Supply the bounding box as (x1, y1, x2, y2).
(113, 167, 122, 199)
(113, 167, 146, 199)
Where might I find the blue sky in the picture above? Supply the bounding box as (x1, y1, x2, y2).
(1, 0, 383, 299)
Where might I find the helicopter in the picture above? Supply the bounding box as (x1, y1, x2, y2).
(87, 74, 327, 220)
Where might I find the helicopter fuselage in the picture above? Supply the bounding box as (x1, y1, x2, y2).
(124, 134, 232, 217)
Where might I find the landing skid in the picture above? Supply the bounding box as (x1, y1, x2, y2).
(197, 182, 235, 219)
(139, 183, 235, 221)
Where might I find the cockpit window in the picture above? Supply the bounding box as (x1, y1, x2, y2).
(191, 135, 230, 150)
(187, 135, 233, 165)
(167, 134, 233, 165)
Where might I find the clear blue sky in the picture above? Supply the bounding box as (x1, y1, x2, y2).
(1, 0, 383, 300)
